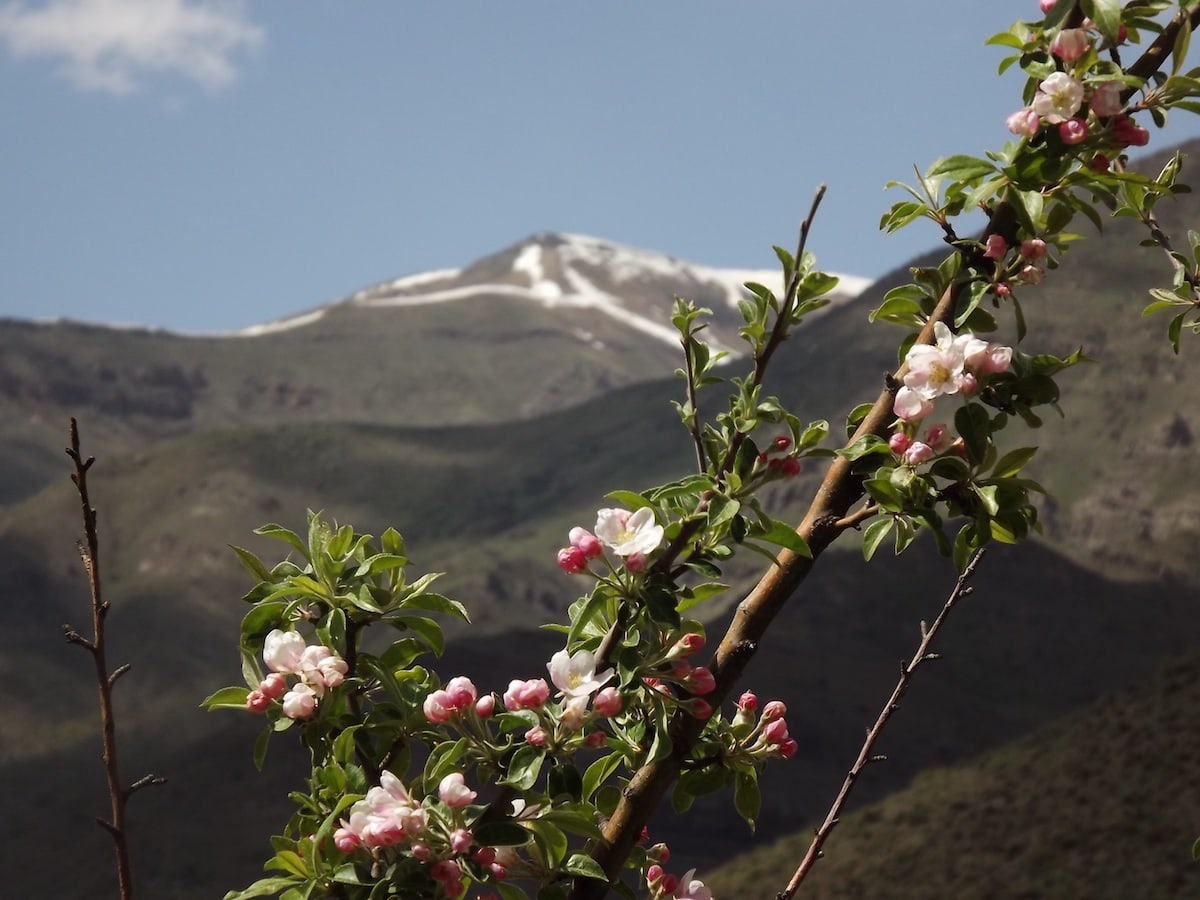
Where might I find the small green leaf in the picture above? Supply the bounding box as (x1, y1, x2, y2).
(201, 686, 251, 710)
(733, 769, 761, 832)
(757, 520, 812, 558)
(223, 877, 305, 900)
(475, 822, 532, 847)
(837, 434, 892, 461)
(862, 517, 894, 561)
(991, 446, 1038, 478)
(563, 853, 609, 881)
(602, 490, 652, 510)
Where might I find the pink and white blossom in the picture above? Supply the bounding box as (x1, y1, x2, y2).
(593, 686, 623, 717)
(548, 648, 615, 698)
(281, 683, 318, 719)
(903, 322, 968, 401)
(963, 338, 1013, 375)
(674, 869, 713, 900)
(1006, 107, 1041, 137)
(982, 234, 1008, 260)
(439, 772, 477, 808)
(1032, 72, 1084, 123)
(1051, 27, 1090, 62)
(893, 386, 933, 421)
(263, 629, 307, 674)
(568, 526, 603, 558)
(594, 507, 664, 557)
(504, 677, 550, 711)
(557, 546, 588, 574)
(559, 694, 590, 731)
(1090, 81, 1123, 117)
(903, 441, 935, 466)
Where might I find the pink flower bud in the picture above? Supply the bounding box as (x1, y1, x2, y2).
(568, 526, 603, 558)
(504, 678, 550, 711)
(431, 860, 460, 884)
(1039, 0, 1056, 12)
(245, 689, 271, 713)
(646, 865, 665, 887)
(474, 847, 497, 866)
(1058, 118, 1088, 145)
(444, 675, 477, 708)
(650, 843, 670, 863)
(957, 372, 980, 395)
(737, 691, 758, 712)
(924, 423, 948, 450)
(779, 738, 799, 759)
(450, 828, 473, 854)
(259, 672, 287, 700)
(780, 457, 802, 477)
(762, 700, 787, 721)
(475, 695, 496, 718)
(681, 697, 713, 720)
(410, 841, 431, 861)
(995, 282, 1012, 298)
(332, 827, 360, 853)
(661, 874, 678, 894)
(1006, 107, 1040, 137)
(488, 862, 508, 881)
(684, 666, 716, 696)
(593, 686, 623, 717)
(439, 772, 478, 808)
(281, 683, 317, 719)
(670, 632, 705, 658)
(903, 441, 935, 466)
(1020, 239, 1048, 261)
(982, 234, 1008, 260)
(557, 546, 588, 574)
(624, 551, 647, 573)
(1019, 265, 1045, 285)
(1051, 27, 1090, 62)
(888, 432, 910, 455)
(423, 689, 454, 723)
(764, 718, 790, 744)
(525, 725, 548, 747)
(584, 729, 607, 748)
(1112, 114, 1149, 147)
(773, 435, 791, 451)
(1090, 81, 1122, 117)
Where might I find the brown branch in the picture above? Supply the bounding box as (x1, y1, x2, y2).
(63, 418, 145, 900)
(776, 550, 985, 899)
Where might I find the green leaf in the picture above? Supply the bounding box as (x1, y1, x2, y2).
(223, 877, 305, 900)
(837, 434, 892, 461)
(254, 523, 311, 562)
(502, 745, 546, 791)
(202, 686, 251, 710)
(525, 818, 569, 869)
(582, 752, 624, 802)
(1081, 0, 1122, 45)
(497, 884, 533, 900)
(954, 404, 992, 463)
(926, 154, 996, 181)
(602, 490, 652, 510)
(475, 822, 532, 847)
(991, 446, 1038, 478)
(563, 853, 609, 881)
(756, 520, 812, 558)
(267, 851, 308, 878)
(707, 494, 741, 529)
(229, 545, 272, 582)
(862, 517, 894, 561)
(733, 769, 761, 831)
(252, 726, 271, 771)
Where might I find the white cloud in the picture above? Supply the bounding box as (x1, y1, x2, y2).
(0, 0, 263, 94)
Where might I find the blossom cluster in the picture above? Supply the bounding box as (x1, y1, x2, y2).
(647, 863, 713, 900)
(557, 506, 664, 574)
(1005, 7, 1148, 169)
(332, 770, 507, 898)
(891, 322, 1013, 466)
(246, 629, 348, 719)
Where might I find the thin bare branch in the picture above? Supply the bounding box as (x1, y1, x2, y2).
(776, 550, 985, 899)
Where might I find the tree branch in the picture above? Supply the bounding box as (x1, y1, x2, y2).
(775, 550, 985, 899)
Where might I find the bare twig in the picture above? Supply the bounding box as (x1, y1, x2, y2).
(62, 418, 163, 900)
(776, 550, 985, 899)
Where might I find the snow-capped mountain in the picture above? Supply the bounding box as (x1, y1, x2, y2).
(241, 232, 871, 353)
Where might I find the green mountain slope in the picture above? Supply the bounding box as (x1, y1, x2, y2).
(706, 652, 1200, 899)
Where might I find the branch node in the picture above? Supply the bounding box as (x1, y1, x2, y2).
(128, 774, 167, 796)
(109, 663, 132, 687)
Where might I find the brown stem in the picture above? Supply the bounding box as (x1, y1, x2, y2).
(776, 550, 985, 898)
(63, 418, 163, 900)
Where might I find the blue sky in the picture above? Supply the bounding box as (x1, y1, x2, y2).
(4, 1, 1200, 332)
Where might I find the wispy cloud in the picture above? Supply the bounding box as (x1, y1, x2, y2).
(0, 0, 263, 94)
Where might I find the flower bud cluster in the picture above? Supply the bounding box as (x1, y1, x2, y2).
(729, 692, 798, 760)
(557, 506, 664, 576)
(647, 863, 713, 900)
(246, 628, 348, 719)
(754, 433, 803, 478)
(1005, 9, 1148, 162)
(332, 770, 507, 896)
(636, 630, 716, 719)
